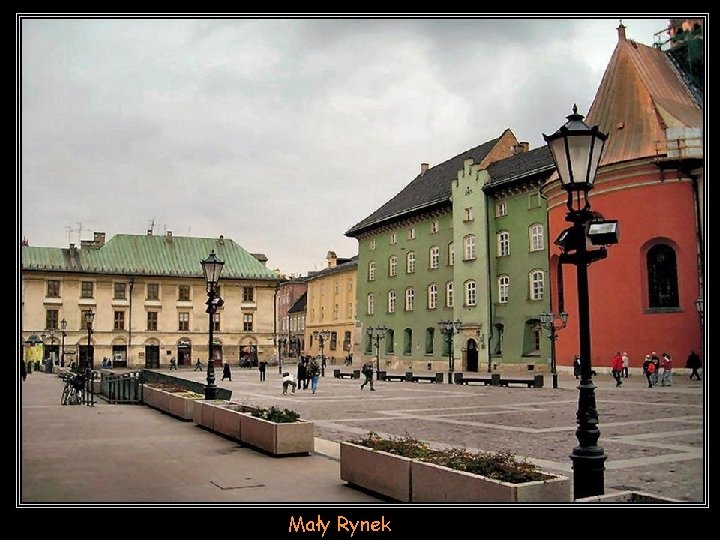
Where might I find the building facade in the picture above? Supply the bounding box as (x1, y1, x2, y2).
(304, 252, 358, 364)
(276, 277, 308, 359)
(21, 231, 282, 369)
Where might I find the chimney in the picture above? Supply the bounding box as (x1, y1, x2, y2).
(326, 250, 338, 268)
(420, 163, 429, 175)
(166, 230, 173, 242)
(219, 234, 224, 245)
(617, 21, 626, 41)
(147, 229, 153, 235)
(93, 231, 106, 246)
(512, 142, 530, 155)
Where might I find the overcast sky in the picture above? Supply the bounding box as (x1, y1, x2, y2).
(20, 15, 668, 276)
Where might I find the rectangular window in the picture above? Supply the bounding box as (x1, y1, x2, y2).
(496, 201, 507, 217)
(320, 306, 325, 320)
(408, 227, 416, 240)
(333, 304, 339, 319)
(242, 287, 254, 302)
(178, 312, 190, 331)
(81, 281, 94, 298)
(147, 283, 160, 300)
(464, 207, 474, 221)
(46, 280, 60, 298)
(114, 311, 125, 330)
(369, 239, 376, 250)
(114, 282, 127, 300)
(431, 220, 439, 233)
(347, 302, 353, 318)
(243, 314, 253, 331)
(330, 331, 338, 350)
(80, 310, 92, 330)
(343, 331, 352, 351)
(213, 313, 220, 332)
(528, 192, 541, 209)
(390, 232, 397, 244)
(46, 309, 59, 329)
(147, 312, 158, 331)
(178, 285, 191, 301)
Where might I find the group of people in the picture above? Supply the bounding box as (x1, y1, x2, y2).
(283, 355, 322, 394)
(642, 352, 672, 388)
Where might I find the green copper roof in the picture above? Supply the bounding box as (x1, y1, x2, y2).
(21, 234, 279, 280)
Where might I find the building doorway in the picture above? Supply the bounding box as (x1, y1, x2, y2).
(79, 345, 94, 370)
(177, 339, 192, 366)
(145, 345, 160, 368)
(466, 339, 479, 372)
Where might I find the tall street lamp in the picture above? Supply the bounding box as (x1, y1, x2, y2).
(312, 330, 330, 375)
(539, 311, 569, 389)
(201, 250, 225, 400)
(366, 326, 388, 374)
(84, 310, 95, 371)
(438, 319, 462, 384)
(44, 327, 57, 368)
(60, 318, 67, 367)
(544, 105, 618, 499)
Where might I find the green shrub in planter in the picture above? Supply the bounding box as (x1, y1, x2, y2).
(250, 405, 300, 423)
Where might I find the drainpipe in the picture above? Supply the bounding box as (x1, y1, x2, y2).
(484, 197, 494, 372)
(128, 277, 134, 368)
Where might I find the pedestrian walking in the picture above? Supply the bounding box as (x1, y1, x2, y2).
(360, 361, 375, 391)
(642, 355, 655, 388)
(307, 356, 321, 394)
(660, 352, 673, 386)
(573, 354, 581, 379)
(297, 357, 307, 390)
(650, 352, 661, 386)
(686, 350, 702, 380)
(194, 358, 203, 371)
(20, 356, 27, 382)
(611, 352, 623, 387)
(282, 372, 296, 394)
(621, 352, 629, 378)
(258, 356, 267, 381)
(169, 357, 177, 370)
(221, 362, 232, 382)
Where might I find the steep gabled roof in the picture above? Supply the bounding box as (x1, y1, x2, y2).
(346, 132, 510, 237)
(288, 292, 307, 314)
(586, 35, 702, 166)
(484, 146, 555, 191)
(21, 234, 279, 280)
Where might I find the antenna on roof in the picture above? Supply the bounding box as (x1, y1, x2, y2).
(147, 218, 155, 235)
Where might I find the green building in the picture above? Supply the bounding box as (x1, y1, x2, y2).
(346, 132, 556, 375)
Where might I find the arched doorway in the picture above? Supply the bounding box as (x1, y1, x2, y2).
(239, 337, 258, 367)
(466, 339, 479, 372)
(144, 338, 161, 369)
(177, 338, 192, 366)
(111, 337, 128, 368)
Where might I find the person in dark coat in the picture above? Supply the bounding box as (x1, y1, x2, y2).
(221, 362, 232, 382)
(572, 354, 581, 379)
(686, 350, 702, 380)
(20, 356, 27, 382)
(297, 357, 307, 390)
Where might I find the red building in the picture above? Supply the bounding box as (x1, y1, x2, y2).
(546, 23, 704, 372)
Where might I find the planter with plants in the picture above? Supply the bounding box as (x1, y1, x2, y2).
(192, 399, 232, 430)
(166, 390, 205, 421)
(240, 405, 314, 455)
(340, 432, 571, 503)
(142, 383, 202, 420)
(211, 403, 257, 441)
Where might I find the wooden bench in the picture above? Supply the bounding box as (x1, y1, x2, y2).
(381, 373, 407, 382)
(499, 374, 544, 388)
(333, 368, 360, 379)
(455, 373, 496, 385)
(410, 373, 444, 383)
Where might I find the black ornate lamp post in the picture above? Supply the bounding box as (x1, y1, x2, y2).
(60, 318, 67, 367)
(544, 105, 618, 499)
(84, 310, 95, 371)
(201, 250, 225, 400)
(438, 319, 462, 384)
(44, 327, 57, 368)
(312, 330, 331, 376)
(366, 325, 388, 374)
(539, 311, 569, 389)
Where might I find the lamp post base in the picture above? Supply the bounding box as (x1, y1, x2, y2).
(204, 385, 217, 400)
(570, 448, 607, 499)
(552, 373, 559, 389)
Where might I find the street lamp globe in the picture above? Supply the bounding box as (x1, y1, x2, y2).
(85, 310, 95, 327)
(201, 250, 225, 400)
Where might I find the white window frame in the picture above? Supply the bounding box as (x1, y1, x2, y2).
(368, 261, 376, 281)
(464, 235, 476, 260)
(407, 251, 415, 273)
(498, 231, 510, 257)
(428, 283, 437, 309)
(367, 293, 375, 315)
(388, 290, 396, 313)
(408, 227, 416, 240)
(496, 201, 507, 217)
(448, 242, 454, 266)
(465, 280, 477, 306)
(405, 287, 415, 311)
(530, 224, 544, 252)
(446, 282, 454, 307)
(429, 246, 440, 269)
(530, 270, 544, 300)
(389, 256, 398, 277)
(499, 276, 509, 303)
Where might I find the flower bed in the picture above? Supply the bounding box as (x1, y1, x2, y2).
(240, 406, 314, 455)
(142, 383, 203, 421)
(340, 433, 571, 502)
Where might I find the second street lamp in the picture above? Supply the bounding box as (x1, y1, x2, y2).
(438, 319, 462, 384)
(312, 330, 331, 376)
(539, 311, 569, 389)
(366, 326, 388, 375)
(201, 250, 225, 400)
(85, 310, 95, 371)
(60, 318, 67, 367)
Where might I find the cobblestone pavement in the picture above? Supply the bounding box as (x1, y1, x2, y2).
(20, 365, 706, 505)
(197, 364, 706, 503)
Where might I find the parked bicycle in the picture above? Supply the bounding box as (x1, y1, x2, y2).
(61, 372, 86, 405)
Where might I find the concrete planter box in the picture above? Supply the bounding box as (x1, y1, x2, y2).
(142, 385, 169, 411)
(239, 413, 314, 455)
(192, 399, 231, 429)
(166, 391, 204, 421)
(212, 403, 253, 441)
(576, 491, 681, 503)
(411, 460, 571, 502)
(339, 442, 412, 502)
(339, 441, 571, 503)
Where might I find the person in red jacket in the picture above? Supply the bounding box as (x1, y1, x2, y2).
(660, 353, 673, 387)
(611, 351, 623, 387)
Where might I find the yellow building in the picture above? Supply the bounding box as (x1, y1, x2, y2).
(304, 252, 358, 366)
(21, 231, 282, 369)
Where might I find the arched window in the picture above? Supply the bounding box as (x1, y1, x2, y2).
(529, 224, 544, 251)
(498, 231, 510, 256)
(388, 290, 396, 313)
(389, 256, 398, 277)
(368, 261, 376, 281)
(529, 270, 544, 300)
(403, 328, 413, 355)
(448, 242, 455, 266)
(425, 327, 434, 354)
(405, 287, 415, 311)
(428, 283, 438, 309)
(498, 275, 509, 303)
(406, 251, 415, 273)
(367, 293, 375, 315)
(429, 246, 440, 269)
(386, 329, 395, 354)
(446, 281, 454, 307)
(647, 244, 679, 308)
(465, 280, 477, 306)
(464, 235, 476, 260)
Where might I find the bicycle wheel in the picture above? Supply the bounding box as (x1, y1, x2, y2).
(61, 385, 71, 405)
